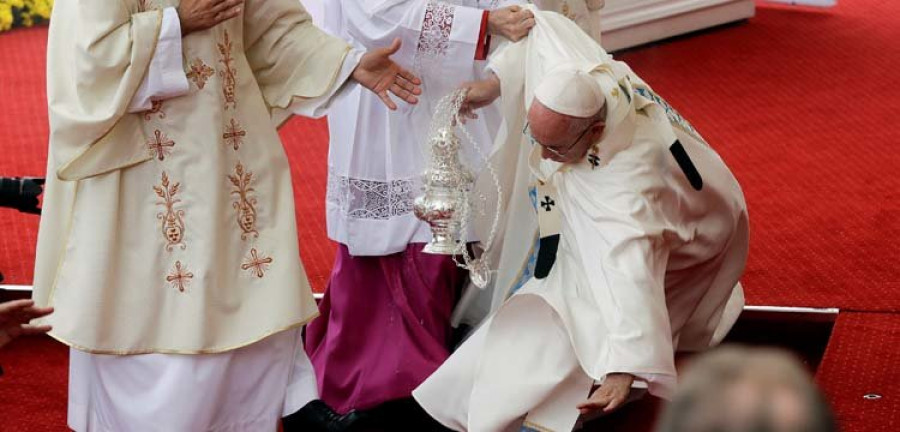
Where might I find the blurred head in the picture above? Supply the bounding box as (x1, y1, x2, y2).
(526, 68, 607, 164)
(656, 346, 838, 432)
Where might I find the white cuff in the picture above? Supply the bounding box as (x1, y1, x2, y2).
(450, 5, 485, 46)
(128, 7, 190, 113)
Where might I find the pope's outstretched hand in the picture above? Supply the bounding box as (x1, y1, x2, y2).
(577, 373, 636, 415)
(352, 39, 423, 110)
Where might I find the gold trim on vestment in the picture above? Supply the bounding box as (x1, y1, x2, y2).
(45, 182, 79, 313)
(45, 310, 320, 356)
(522, 420, 557, 432)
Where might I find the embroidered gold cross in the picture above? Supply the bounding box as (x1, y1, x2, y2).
(187, 58, 214, 90)
(223, 118, 247, 151)
(242, 248, 273, 279)
(148, 129, 175, 161)
(166, 261, 194, 292)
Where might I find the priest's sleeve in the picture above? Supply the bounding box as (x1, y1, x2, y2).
(48, 0, 164, 181)
(339, 0, 490, 90)
(242, 0, 353, 125)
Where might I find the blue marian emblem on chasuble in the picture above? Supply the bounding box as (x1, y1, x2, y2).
(510, 186, 541, 296)
(634, 86, 704, 143)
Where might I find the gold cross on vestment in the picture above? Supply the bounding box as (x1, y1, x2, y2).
(242, 248, 273, 278)
(223, 119, 247, 151)
(148, 129, 175, 161)
(166, 261, 194, 292)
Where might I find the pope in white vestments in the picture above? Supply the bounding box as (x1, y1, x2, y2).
(31, 0, 420, 430)
(414, 9, 748, 432)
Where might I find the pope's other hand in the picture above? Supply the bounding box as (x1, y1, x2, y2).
(459, 74, 501, 122)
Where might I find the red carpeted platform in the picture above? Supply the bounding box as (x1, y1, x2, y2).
(815, 313, 900, 432)
(1, 0, 899, 430)
(0, 336, 67, 430)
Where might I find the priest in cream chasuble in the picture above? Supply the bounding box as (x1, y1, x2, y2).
(32, 0, 419, 430)
(415, 8, 747, 432)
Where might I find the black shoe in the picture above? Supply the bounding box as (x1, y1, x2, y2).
(355, 398, 452, 432)
(283, 399, 364, 432)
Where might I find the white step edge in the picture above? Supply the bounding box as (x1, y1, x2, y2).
(602, 0, 756, 52)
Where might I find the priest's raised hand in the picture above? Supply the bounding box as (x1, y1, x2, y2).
(177, 0, 244, 36)
(352, 38, 422, 110)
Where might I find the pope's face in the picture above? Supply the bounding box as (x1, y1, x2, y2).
(526, 100, 604, 164)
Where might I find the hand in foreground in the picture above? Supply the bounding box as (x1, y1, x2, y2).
(352, 39, 422, 110)
(576, 373, 635, 415)
(488, 6, 536, 42)
(177, 0, 244, 36)
(0, 299, 53, 349)
(459, 73, 501, 122)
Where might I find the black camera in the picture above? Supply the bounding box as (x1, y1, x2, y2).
(0, 177, 44, 215)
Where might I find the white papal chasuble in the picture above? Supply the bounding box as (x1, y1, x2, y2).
(416, 8, 747, 431)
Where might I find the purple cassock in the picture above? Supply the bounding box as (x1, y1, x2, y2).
(305, 243, 467, 413)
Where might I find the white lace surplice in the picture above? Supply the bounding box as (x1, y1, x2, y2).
(324, 0, 523, 256)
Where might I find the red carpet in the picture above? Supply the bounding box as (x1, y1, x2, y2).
(815, 312, 900, 432)
(1, 0, 899, 430)
(0, 336, 67, 430)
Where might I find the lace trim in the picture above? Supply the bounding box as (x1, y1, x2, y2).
(327, 171, 419, 220)
(414, 2, 456, 75)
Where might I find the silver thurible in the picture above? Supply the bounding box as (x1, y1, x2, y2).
(414, 127, 474, 255)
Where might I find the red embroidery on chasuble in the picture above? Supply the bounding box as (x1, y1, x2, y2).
(228, 163, 259, 240)
(187, 58, 214, 90)
(147, 129, 175, 161)
(217, 31, 238, 110)
(154, 172, 187, 251)
(242, 248, 273, 279)
(144, 100, 166, 121)
(223, 118, 247, 151)
(166, 261, 194, 292)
